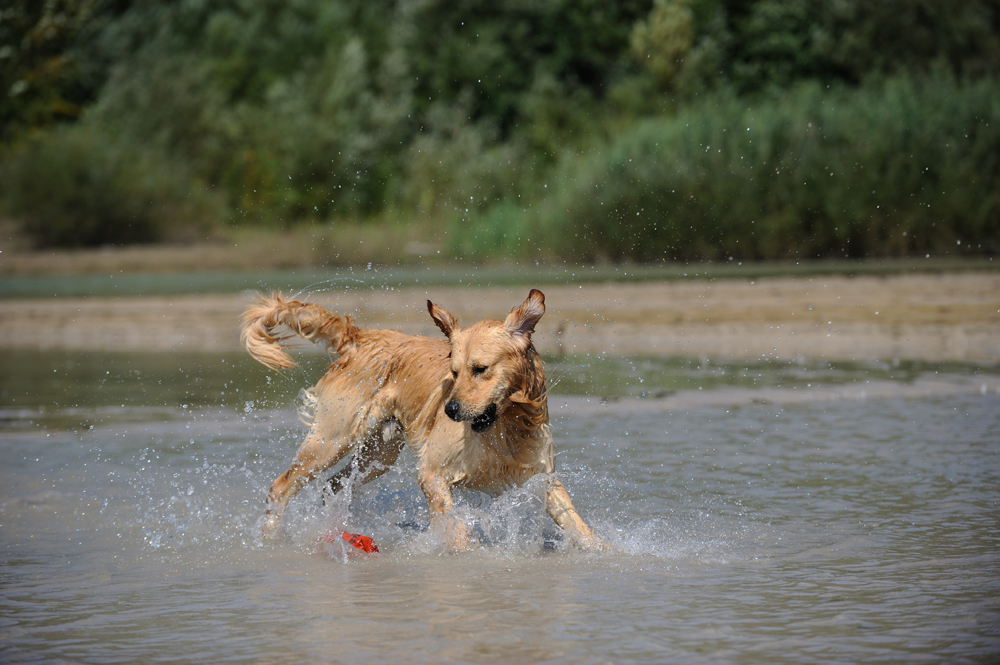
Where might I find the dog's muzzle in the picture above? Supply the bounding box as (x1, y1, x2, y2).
(471, 403, 498, 432)
(445, 400, 497, 432)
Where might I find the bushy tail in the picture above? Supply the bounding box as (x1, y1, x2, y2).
(240, 292, 359, 370)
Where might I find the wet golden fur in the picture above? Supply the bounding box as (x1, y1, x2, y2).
(240, 289, 599, 550)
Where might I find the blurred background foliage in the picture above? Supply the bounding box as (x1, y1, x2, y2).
(1, 0, 998, 260)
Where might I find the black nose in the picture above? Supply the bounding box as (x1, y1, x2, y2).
(444, 400, 461, 421)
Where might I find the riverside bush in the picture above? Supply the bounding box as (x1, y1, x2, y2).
(1, 125, 222, 247)
(507, 75, 1000, 261)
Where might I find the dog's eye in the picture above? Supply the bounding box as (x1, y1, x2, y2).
(472, 365, 487, 376)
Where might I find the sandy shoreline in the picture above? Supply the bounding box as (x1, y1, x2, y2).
(1, 272, 997, 363)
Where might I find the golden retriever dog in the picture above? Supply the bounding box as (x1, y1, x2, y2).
(240, 289, 600, 550)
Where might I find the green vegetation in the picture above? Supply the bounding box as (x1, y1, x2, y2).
(529, 77, 1000, 261)
(1, 123, 221, 246)
(1, 0, 998, 259)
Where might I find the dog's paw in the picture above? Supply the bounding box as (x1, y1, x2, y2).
(586, 539, 616, 553)
(428, 516, 475, 553)
(447, 535, 478, 553)
(570, 532, 617, 553)
(261, 513, 282, 540)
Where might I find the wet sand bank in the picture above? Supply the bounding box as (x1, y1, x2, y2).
(2, 272, 997, 363)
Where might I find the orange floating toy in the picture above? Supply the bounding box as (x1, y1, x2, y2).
(326, 530, 379, 554)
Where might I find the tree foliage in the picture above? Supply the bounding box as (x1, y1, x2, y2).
(1, 0, 998, 252)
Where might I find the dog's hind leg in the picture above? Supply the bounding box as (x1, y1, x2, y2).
(324, 418, 405, 496)
(263, 425, 355, 537)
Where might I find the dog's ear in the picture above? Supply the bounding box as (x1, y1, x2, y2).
(504, 289, 545, 340)
(427, 300, 459, 339)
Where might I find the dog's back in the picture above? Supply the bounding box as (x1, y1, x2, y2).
(241, 294, 454, 435)
(319, 327, 453, 432)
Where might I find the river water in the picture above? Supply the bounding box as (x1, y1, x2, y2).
(1, 351, 998, 663)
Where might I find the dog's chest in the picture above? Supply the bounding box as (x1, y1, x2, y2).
(454, 430, 552, 495)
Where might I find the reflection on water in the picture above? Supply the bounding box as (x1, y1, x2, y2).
(3, 349, 993, 414)
(1, 351, 999, 663)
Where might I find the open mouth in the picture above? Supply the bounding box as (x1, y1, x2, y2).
(470, 403, 497, 433)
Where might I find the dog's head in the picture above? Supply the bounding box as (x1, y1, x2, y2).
(427, 289, 545, 433)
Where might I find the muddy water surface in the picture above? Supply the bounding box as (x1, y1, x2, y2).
(1, 351, 999, 663)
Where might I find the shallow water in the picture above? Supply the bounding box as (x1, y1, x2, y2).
(2, 351, 999, 663)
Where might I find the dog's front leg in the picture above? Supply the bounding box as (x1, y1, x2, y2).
(545, 478, 603, 549)
(418, 471, 471, 552)
(263, 429, 354, 538)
